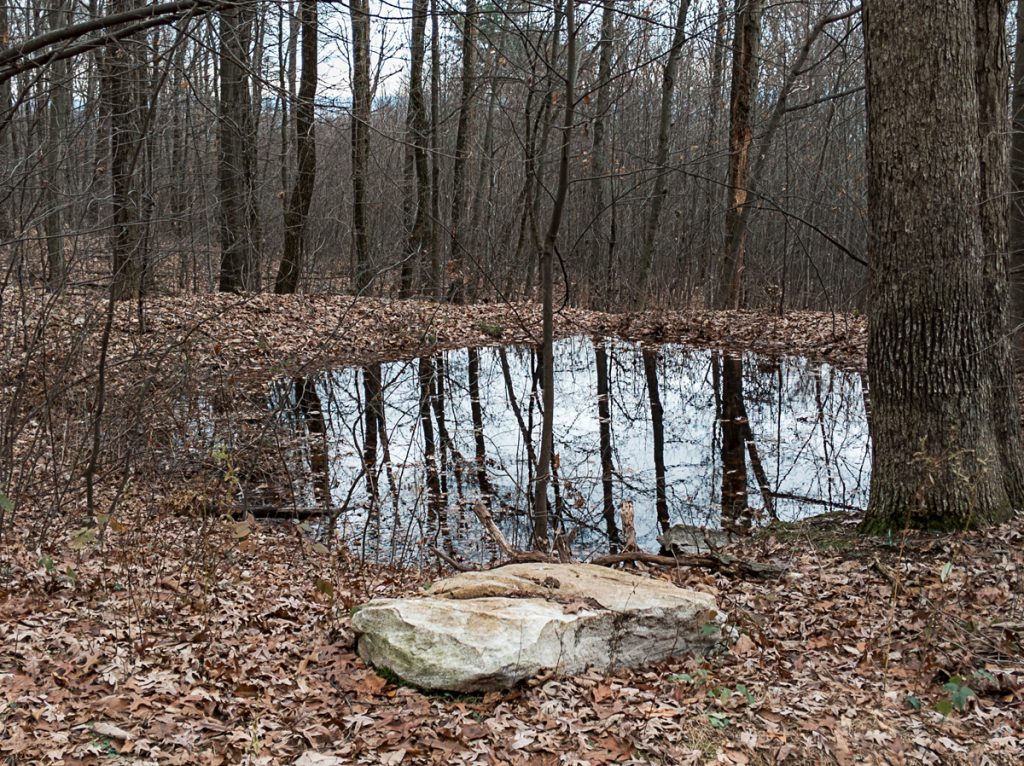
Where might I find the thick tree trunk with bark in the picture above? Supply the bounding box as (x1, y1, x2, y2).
(717, 0, 762, 310)
(43, 0, 71, 291)
(974, 0, 1024, 507)
(588, 0, 615, 308)
(1010, 0, 1024, 350)
(350, 0, 372, 293)
(107, 0, 144, 301)
(218, 2, 261, 293)
(861, 0, 1016, 533)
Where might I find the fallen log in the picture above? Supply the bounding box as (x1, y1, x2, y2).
(590, 550, 783, 580)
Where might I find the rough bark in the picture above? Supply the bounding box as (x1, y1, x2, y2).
(974, 0, 1024, 507)
(107, 0, 144, 301)
(589, 0, 615, 307)
(1010, 0, 1024, 347)
(861, 0, 1013, 533)
(218, 1, 261, 293)
(350, 0, 372, 292)
(43, 0, 71, 291)
(716, 0, 762, 309)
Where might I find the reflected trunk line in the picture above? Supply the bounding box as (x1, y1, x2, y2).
(375, 385, 402, 524)
(594, 340, 621, 550)
(430, 353, 466, 497)
(720, 353, 750, 530)
(642, 348, 670, 534)
(467, 347, 494, 500)
(294, 376, 331, 510)
(261, 337, 869, 564)
(417, 356, 449, 553)
(814, 370, 837, 511)
(550, 452, 565, 533)
(499, 346, 537, 514)
(362, 363, 382, 512)
(742, 420, 775, 520)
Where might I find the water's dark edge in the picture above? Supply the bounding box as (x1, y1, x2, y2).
(266, 336, 870, 566)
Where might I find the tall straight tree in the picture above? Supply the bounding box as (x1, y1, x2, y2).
(43, 0, 71, 291)
(533, 0, 575, 551)
(589, 0, 615, 306)
(635, 0, 691, 297)
(107, 0, 144, 301)
(717, 0, 762, 309)
(974, 0, 1024, 507)
(350, 0, 372, 292)
(1010, 0, 1024, 357)
(275, 0, 318, 294)
(861, 0, 1020, 532)
(218, 1, 261, 293)
(398, 0, 429, 298)
(446, 0, 478, 304)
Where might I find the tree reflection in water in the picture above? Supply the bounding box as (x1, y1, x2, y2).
(271, 337, 870, 566)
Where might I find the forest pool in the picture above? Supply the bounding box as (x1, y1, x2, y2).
(268, 336, 870, 565)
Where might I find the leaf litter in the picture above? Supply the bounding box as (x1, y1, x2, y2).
(1, 293, 1020, 764)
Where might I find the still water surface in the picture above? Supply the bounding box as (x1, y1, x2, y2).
(270, 337, 870, 565)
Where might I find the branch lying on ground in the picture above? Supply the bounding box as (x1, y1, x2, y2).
(451, 500, 785, 580)
(590, 550, 784, 580)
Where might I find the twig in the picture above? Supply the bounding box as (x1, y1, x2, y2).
(470, 500, 518, 559)
(431, 547, 477, 572)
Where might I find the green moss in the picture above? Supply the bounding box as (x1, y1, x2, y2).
(759, 512, 860, 551)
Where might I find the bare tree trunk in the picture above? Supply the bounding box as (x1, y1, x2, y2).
(717, 0, 762, 309)
(43, 0, 71, 291)
(635, 0, 692, 299)
(861, 0, 1014, 532)
(533, 0, 575, 551)
(218, 1, 261, 293)
(107, 0, 144, 301)
(590, 0, 615, 308)
(973, 0, 1024, 506)
(428, 0, 441, 298)
(399, 0, 429, 298)
(350, 0, 372, 292)
(446, 0, 478, 304)
(1009, 0, 1024, 357)
(275, 0, 317, 294)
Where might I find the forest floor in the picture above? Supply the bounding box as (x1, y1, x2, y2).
(2, 293, 1022, 765)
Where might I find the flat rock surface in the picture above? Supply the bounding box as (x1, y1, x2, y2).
(351, 563, 725, 691)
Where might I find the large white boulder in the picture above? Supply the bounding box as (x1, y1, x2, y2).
(351, 562, 725, 692)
